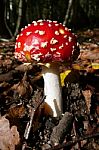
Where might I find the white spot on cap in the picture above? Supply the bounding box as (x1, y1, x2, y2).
(55, 24, 59, 26)
(59, 29, 65, 34)
(35, 30, 39, 33)
(65, 27, 68, 31)
(56, 52, 61, 55)
(41, 41, 48, 48)
(28, 24, 31, 26)
(59, 44, 64, 49)
(25, 26, 27, 29)
(26, 32, 32, 36)
(48, 24, 52, 27)
(47, 20, 52, 23)
(53, 21, 57, 23)
(20, 33, 23, 36)
(15, 44, 17, 49)
(45, 52, 52, 58)
(14, 52, 18, 59)
(15, 52, 22, 60)
(66, 42, 68, 45)
(21, 28, 24, 31)
(38, 30, 45, 35)
(20, 51, 25, 55)
(17, 42, 21, 48)
(23, 44, 34, 52)
(40, 22, 44, 25)
(53, 52, 61, 59)
(50, 38, 58, 45)
(31, 53, 42, 61)
(33, 21, 38, 26)
(50, 48, 57, 51)
(64, 35, 67, 38)
(68, 36, 72, 42)
(55, 31, 59, 35)
(33, 39, 39, 45)
(16, 34, 19, 40)
(37, 20, 43, 22)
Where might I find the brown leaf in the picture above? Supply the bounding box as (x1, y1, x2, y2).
(8, 105, 26, 118)
(0, 116, 20, 150)
(82, 90, 92, 112)
(80, 48, 99, 60)
(15, 63, 33, 72)
(11, 72, 33, 98)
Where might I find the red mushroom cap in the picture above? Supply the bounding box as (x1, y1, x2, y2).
(15, 20, 79, 63)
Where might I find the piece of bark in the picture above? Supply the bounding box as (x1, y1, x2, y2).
(50, 112, 74, 145)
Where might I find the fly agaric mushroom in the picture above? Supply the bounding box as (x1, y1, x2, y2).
(15, 20, 79, 117)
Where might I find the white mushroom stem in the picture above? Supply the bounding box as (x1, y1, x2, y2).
(42, 63, 63, 117)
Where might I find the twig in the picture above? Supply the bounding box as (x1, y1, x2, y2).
(46, 132, 99, 150)
(23, 107, 35, 140)
(11, 0, 23, 41)
(22, 96, 46, 150)
(63, 0, 73, 26)
(50, 112, 74, 145)
(22, 106, 35, 150)
(1, 0, 23, 41)
(72, 120, 81, 150)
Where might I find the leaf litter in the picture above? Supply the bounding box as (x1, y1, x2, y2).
(0, 28, 99, 150)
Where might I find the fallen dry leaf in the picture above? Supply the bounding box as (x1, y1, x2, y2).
(82, 90, 92, 112)
(79, 48, 99, 60)
(11, 72, 33, 98)
(0, 116, 20, 150)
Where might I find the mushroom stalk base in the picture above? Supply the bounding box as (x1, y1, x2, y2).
(42, 64, 63, 117)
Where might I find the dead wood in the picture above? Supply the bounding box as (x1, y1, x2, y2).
(63, 0, 73, 25)
(47, 132, 99, 150)
(22, 95, 45, 150)
(50, 112, 74, 145)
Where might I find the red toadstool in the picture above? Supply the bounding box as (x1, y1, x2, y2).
(15, 20, 79, 117)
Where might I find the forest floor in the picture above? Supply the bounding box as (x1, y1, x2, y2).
(0, 28, 99, 150)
